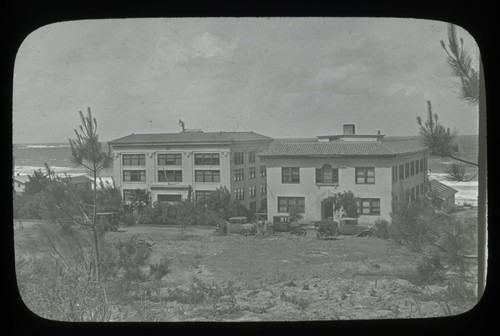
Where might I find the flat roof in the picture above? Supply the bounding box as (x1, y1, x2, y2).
(110, 131, 272, 145)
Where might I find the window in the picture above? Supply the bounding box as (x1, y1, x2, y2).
(248, 167, 256, 179)
(248, 151, 256, 163)
(415, 160, 420, 174)
(194, 153, 220, 165)
(411, 187, 416, 201)
(195, 190, 214, 202)
(355, 167, 375, 184)
(260, 184, 267, 195)
(424, 157, 428, 173)
(405, 189, 411, 202)
(416, 185, 420, 198)
(158, 170, 182, 182)
(234, 168, 244, 181)
(399, 164, 404, 180)
(259, 166, 266, 177)
(158, 194, 182, 203)
(123, 189, 142, 203)
(405, 163, 410, 178)
(392, 166, 398, 183)
(420, 183, 424, 194)
(420, 158, 424, 173)
(260, 198, 267, 212)
(234, 188, 245, 200)
(249, 186, 256, 198)
(157, 153, 181, 165)
(411, 161, 415, 176)
(122, 154, 145, 166)
(234, 152, 244, 165)
(357, 198, 380, 215)
(277, 197, 305, 213)
(195, 170, 220, 182)
(123, 170, 146, 182)
(316, 164, 339, 184)
(282, 167, 300, 183)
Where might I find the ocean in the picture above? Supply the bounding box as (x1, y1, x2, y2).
(12, 135, 480, 203)
(13, 142, 113, 177)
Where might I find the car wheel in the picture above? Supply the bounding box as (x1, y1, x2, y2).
(299, 228, 307, 237)
(361, 231, 373, 237)
(240, 229, 249, 236)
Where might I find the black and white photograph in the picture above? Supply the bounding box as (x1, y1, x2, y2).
(12, 17, 484, 322)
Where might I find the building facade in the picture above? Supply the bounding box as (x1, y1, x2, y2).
(260, 125, 428, 225)
(109, 131, 272, 214)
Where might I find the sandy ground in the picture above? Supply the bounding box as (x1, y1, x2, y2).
(14, 220, 479, 321)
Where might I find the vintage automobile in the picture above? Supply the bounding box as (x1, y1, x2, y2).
(315, 217, 373, 239)
(227, 216, 257, 236)
(337, 217, 373, 237)
(94, 212, 120, 232)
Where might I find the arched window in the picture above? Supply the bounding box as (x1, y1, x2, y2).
(316, 164, 339, 184)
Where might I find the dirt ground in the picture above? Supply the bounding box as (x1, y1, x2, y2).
(15, 221, 479, 321)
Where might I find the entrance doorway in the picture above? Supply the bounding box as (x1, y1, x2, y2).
(322, 199, 334, 220)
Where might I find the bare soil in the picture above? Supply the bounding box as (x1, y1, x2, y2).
(15, 221, 479, 321)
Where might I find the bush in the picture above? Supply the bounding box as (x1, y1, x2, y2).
(374, 218, 390, 239)
(139, 200, 224, 226)
(16, 223, 111, 321)
(445, 163, 475, 182)
(115, 235, 152, 274)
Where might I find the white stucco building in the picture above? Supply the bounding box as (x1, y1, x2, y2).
(260, 125, 428, 225)
(109, 130, 272, 214)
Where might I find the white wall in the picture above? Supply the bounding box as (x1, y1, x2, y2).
(111, 143, 231, 202)
(266, 156, 395, 225)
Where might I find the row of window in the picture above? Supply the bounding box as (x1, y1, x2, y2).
(277, 197, 381, 215)
(233, 166, 266, 181)
(122, 151, 265, 171)
(405, 183, 425, 202)
(233, 151, 266, 165)
(122, 153, 221, 167)
(282, 167, 375, 185)
(392, 158, 427, 183)
(122, 170, 221, 183)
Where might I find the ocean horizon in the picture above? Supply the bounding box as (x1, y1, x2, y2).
(12, 134, 479, 177)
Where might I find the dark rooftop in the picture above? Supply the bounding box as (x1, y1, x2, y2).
(260, 138, 426, 157)
(429, 179, 459, 199)
(110, 131, 272, 145)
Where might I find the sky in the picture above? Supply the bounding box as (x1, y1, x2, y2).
(12, 18, 480, 144)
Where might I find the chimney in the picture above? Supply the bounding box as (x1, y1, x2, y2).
(343, 124, 355, 135)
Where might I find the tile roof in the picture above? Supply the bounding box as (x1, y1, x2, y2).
(260, 138, 426, 157)
(110, 131, 272, 145)
(429, 179, 459, 199)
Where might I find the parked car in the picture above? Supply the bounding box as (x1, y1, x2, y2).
(95, 212, 120, 232)
(337, 217, 373, 237)
(315, 217, 373, 239)
(270, 220, 307, 236)
(227, 217, 256, 236)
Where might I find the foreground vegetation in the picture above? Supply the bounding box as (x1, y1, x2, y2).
(15, 214, 478, 321)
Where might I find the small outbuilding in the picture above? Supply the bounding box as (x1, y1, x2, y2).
(428, 179, 458, 213)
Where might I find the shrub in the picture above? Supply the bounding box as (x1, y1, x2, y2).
(374, 218, 390, 239)
(114, 235, 153, 283)
(16, 223, 111, 321)
(445, 163, 475, 182)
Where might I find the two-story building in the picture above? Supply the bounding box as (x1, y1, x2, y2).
(260, 124, 428, 225)
(109, 130, 272, 214)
